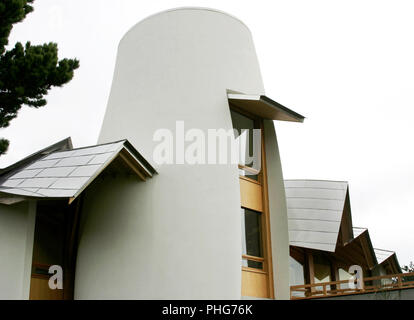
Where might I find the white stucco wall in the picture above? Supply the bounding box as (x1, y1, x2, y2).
(0, 201, 36, 299)
(75, 7, 288, 299)
(264, 120, 290, 299)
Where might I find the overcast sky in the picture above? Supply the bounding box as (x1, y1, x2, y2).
(1, 0, 413, 266)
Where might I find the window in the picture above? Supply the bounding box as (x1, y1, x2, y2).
(338, 267, 354, 289)
(289, 256, 305, 286)
(230, 106, 273, 298)
(241, 207, 263, 269)
(313, 254, 332, 283)
(289, 256, 305, 297)
(30, 199, 81, 300)
(313, 253, 332, 292)
(230, 109, 260, 180)
(32, 207, 66, 271)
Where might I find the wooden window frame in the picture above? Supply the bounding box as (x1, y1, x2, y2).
(230, 105, 275, 299)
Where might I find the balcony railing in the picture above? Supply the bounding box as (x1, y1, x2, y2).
(290, 272, 414, 300)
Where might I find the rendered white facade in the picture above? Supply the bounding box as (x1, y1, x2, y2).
(76, 7, 290, 299)
(0, 201, 35, 299)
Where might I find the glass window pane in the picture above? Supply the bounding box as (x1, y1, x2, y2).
(313, 254, 332, 283)
(32, 209, 66, 268)
(289, 256, 305, 286)
(338, 267, 354, 290)
(242, 258, 263, 269)
(230, 110, 256, 168)
(339, 268, 353, 280)
(238, 168, 258, 181)
(289, 256, 306, 297)
(241, 208, 262, 258)
(313, 254, 332, 292)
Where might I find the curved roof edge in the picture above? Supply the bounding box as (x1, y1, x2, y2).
(285, 179, 349, 184)
(120, 7, 251, 45)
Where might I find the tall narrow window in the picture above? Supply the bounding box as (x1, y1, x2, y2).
(30, 199, 81, 300)
(289, 256, 305, 285)
(289, 256, 305, 297)
(230, 106, 273, 298)
(230, 109, 260, 181)
(241, 208, 263, 269)
(30, 202, 66, 300)
(313, 253, 333, 292)
(313, 254, 332, 283)
(230, 110, 255, 166)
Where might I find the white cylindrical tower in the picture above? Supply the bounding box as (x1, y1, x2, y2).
(75, 8, 267, 299)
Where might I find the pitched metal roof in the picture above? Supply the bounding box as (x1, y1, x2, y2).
(353, 227, 367, 238)
(373, 248, 402, 273)
(351, 228, 401, 271)
(374, 248, 396, 264)
(0, 137, 73, 177)
(286, 180, 402, 272)
(285, 179, 401, 271)
(346, 227, 378, 269)
(0, 139, 156, 204)
(285, 179, 349, 252)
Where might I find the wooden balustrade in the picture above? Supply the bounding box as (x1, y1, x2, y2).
(290, 272, 414, 299)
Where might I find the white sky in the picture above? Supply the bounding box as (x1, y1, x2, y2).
(1, 0, 413, 267)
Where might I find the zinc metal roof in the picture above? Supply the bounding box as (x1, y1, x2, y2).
(352, 228, 397, 266)
(0, 137, 73, 177)
(286, 180, 401, 270)
(373, 248, 401, 273)
(0, 139, 156, 203)
(353, 227, 368, 238)
(374, 248, 396, 264)
(285, 179, 349, 252)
